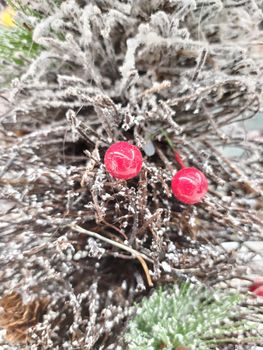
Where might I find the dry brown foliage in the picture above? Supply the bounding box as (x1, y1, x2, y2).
(0, 292, 48, 344)
(0, 0, 263, 348)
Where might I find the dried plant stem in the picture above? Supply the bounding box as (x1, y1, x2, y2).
(203, 140, 261, 195)
(70, 224, 153, 287)
(0, 0, 263, 348)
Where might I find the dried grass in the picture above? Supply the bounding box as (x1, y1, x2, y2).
(0, 0, 263, 348)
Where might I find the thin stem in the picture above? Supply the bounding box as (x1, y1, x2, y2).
(160, 129, 186, 168)
(161, 129, 174, 150)
(205, 336, 260, 345)
(70, 224, 154, 287)
(174, 152, 186, 168)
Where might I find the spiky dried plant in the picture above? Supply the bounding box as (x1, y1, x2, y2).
(0, 0, 263, 349)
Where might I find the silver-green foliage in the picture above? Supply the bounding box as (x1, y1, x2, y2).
(125, 283, 256, 350)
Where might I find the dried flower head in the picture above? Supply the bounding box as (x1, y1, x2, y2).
(0, 6, 16, 27)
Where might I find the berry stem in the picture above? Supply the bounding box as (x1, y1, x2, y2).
(161, 129, 187, 168)
(161, 129, 174, 150)
(175, 152, 186, 168)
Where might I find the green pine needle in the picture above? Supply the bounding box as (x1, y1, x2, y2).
(0, 25, 40, 66)
(125, 283, 258, 350)
(0, 0, 65, 85)
(6, 0, 42, 18)
(0, 24, 41, 85)
(0, 1, 43, 84)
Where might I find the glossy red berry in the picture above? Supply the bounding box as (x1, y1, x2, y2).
(249, 279, 263, 293)
(104, 141, 143, 180)
(253, 286, 263, 297)
(171, 167, 208, 204)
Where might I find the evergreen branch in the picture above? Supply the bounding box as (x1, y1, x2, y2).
(6, 0, 63, 18)
(125, 283, 259, 350)
(0, 2, 43, 84)
(0, 25, 40, 66)
(6, 0, 40, 18)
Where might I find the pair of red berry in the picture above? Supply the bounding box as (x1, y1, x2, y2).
(104, 142, 208, 205)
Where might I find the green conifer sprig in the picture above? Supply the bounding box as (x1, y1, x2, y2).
(0, 0, 66, 85)
(6, 0, 41, 18)
(0, 25, 40, 66)
(0, 1, 42, 84)
(125, 283, 258, 350)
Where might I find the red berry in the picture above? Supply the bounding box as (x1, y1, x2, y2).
(171, 167, 208, 204)
(249, 279, 263, 293)
(253, 286, 263, 297)
(104, 141, 143, 180)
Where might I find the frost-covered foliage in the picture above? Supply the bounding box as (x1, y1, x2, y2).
(0, 0, 263, 349)
(125, 283, 258, 350)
